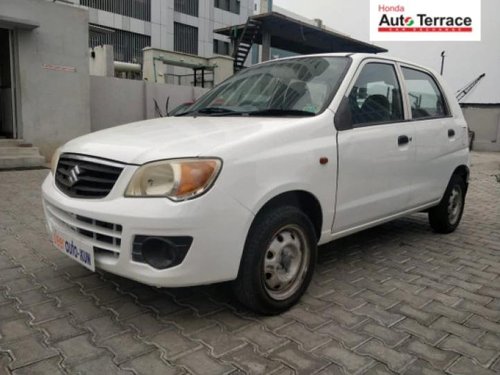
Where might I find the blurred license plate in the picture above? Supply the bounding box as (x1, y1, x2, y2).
(51, 229, 95, 271)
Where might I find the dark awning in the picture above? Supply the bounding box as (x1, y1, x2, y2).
(215, 12, 386, 54)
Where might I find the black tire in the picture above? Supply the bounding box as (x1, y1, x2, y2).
(232, 206, 317, 315)
(428, 174, 466, 233)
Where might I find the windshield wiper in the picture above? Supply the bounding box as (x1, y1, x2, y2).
(244, 109, 316, 117)
(176, 107, 236, 116)
(177, 107, 316, 117)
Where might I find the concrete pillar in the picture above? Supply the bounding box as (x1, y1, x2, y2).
(208, 55, 234, 85)
(89, 45, 114, 77)
(142, 48, 156, 82)
(261, 30, 271, 62)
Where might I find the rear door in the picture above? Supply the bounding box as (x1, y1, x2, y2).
(399, 65, 462, 206)
(333, 60, 415, 234)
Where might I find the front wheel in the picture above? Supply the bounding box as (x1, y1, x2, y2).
(232, 206, 317, 315)
(428, 175, 466, 233)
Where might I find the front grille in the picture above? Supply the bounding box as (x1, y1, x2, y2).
(45, 201, 122, 257)
(55, 154, 124, 198)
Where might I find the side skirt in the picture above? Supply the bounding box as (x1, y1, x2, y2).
(318, 200, 440, 245)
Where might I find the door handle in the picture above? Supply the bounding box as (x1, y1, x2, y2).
(398, 135, 411, 146)
(448, 129, 455, 137)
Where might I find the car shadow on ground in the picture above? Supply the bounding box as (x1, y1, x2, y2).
(317, 212, 434, 262)
(96, 213, 434, 317)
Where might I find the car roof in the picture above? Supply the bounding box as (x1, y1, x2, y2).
(258, 52, 435, 75)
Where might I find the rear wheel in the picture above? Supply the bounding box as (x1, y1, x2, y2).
(428, 175, 466, 233)
(232, 206, 317, 315)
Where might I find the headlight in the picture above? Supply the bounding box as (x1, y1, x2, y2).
(51, 147, 62, 175)
(125, 158, 222, 201)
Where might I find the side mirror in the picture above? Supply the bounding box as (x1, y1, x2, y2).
(334, 96, 353, 131)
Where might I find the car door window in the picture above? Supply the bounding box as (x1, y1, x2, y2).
(349, 63, 404, 126)
(402, 67, 448, 119)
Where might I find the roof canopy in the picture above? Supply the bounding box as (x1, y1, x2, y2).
(0, 14, 39, 30)
(215, 12, 386, 55)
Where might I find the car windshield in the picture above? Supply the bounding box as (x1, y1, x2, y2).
(179, 56, 350, 117)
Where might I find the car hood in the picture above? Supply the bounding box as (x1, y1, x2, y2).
(62, 116, 307, 165)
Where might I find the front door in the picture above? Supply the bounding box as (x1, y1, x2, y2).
(333, 60, 415, 234)
(0, 28, 16, 138)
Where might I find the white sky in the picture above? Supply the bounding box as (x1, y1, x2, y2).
(273, 0, 500, 103)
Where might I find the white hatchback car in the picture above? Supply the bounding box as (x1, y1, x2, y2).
(43, 53, 469, 314)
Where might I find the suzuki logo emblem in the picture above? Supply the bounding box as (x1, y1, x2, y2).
(67, 165, 81, 187)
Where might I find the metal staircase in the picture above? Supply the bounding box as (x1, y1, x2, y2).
(232, 19, 262, 72)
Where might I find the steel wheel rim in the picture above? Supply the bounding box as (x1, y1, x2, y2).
(263, 224, 310, 301)
(448, 185, 463, 225)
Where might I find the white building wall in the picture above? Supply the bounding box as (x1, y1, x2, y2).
(90, 76, 208, 131)
(462, 106, 500, 152)
(2, 0, 91, 159)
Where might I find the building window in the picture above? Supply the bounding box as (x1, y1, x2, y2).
(213, 39, 230, 55)
(80, 0, 151, 22)
(214, 0, 240, 15)
(89, 25, 151, 63)
(174, 22, 198, 55)
(174, 0, 199, 17)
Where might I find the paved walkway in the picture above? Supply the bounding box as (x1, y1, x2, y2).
(1, 152, 499, 374)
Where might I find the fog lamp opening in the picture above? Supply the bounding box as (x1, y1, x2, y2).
(141, 237, 176, 269)
(132, 235, 193, 270)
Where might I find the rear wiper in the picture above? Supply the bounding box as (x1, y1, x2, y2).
(245, 109, 316, 117)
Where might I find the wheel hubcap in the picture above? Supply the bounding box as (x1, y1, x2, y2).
(447, 185, 463, 225)
(263, 225, 309, 301)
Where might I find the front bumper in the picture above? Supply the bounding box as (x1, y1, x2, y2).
(41, 169, 254, 287)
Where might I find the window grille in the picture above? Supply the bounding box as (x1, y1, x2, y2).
(214, 0, 240, 15)
(174, 22, 199, 55)
(89, 25, 150, 63)
(174, 0, 199, 17)
(81, 0, 151, 22)
(213, 39, 230, 55)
